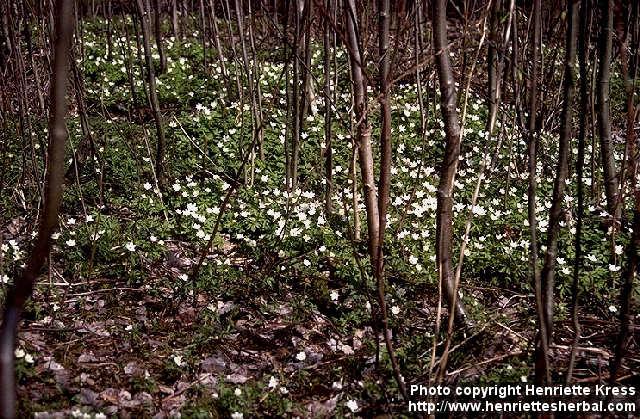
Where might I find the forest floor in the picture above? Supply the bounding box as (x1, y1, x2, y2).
(9, 228, 636, 418)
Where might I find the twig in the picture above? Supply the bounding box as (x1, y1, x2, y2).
(446, 350, 523, 377)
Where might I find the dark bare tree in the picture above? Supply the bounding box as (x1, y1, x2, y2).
(432, 0, 468, 323)
(567, 0, 589, 384)
(528, 0, 550, 385)
(540, 0, 578, 362)
(597, 0, 619, 220)
(343, 0, 406, 400)
(136, 0, 167, 187)
(0, 0, 74, 415)
(610, 0, 639, 383)
(153, 0, 167, 74)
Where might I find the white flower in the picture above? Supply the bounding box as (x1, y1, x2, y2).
(615, 245, 624, 255)
(609, 305, 618, 313)
(231, 412, 243, 419)
(391, 306, 400, 315)
(234, 388, 242, 396)
(520, 375, 528, 383)
(125, 242, 136, 252)
(330, 290, 339, 302)
(303, 259, 311, 267)
(66, 239, 76, 247)
(179, 274, 189, 281)
(86, 215, 94, 222)
(268, 376, 279, 389)
(14, 348, 25, 358)
(608, 264, 621, 272)
(24, 354, 34, 364)
(279, 386, 289, 394)
(173, 355, 184, 367)
(1, 274, 9, 284)
(586, 254, 598, 263)
(296, 351, 306, 361)
(143, 182, 152, 190)
(345, 400, 359, 412)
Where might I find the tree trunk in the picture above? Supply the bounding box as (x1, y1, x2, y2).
(0, 0, 74, 416)
(597, 0, 619, 219)
(610, 0, 639, 383)
(136, 0, 167, 187)
(567, 0, 589, 384)
(487, 0, 501, 132)
(344, 0, 406, 399)
(528, 0, 550, 385)
(540, 0, 578, 350)
(323, 0, 333, 215)
(153, 0, 167, 74)
(432, 0, 468, 322)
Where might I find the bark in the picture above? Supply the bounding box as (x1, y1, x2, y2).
(567, 0, 589, 384)
(323, 0, 333, 214)
(0, 0, 74, 416)
(610, 1, 639, 383)
(153, 0, 167, 74)
(199, 0, 207, 71)
(540, 0, 578, 346)
(246, 0, 264, 158)
(209, 0, 228, 79)
(136, 0, 167, 187)
(432, 0, 468, 322)
(290, 0, 303, 190)
(597, 0, 619, 219)
(105, 0, 113, 61)
(377, 0, 391, 263)
(171, 0, 179, 39)
(487, 0, 501, 132)
(528, 0, 550, 385)
(234, 0, 261, 168)
(344, 0, 406, 399)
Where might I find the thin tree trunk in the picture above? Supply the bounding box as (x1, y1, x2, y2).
(209, 0, 228, 78)
(290, 0, 303, 191)
(234, 0, 261, 176)
(567, 0, 589, 384)
(136, 0, 167, 187)
(153, 0, 167, 74)
(529, 0, 550, 385)
(0, 1, 74, 416)
(199, 0, 207, 71)
(487, 0, 501, 132)
(323, 0, 333, 215)
(610, 1, 639, 383)
(246, 1, 264, 159)
(344, 0, 406, 400)
(540, 0, 578, 350)
(171, 0, 179, 39)
(432, 0, 468, 322)
(597, 0, 619, 220)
